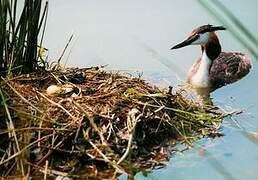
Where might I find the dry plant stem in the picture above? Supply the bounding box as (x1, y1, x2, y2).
(154, 105, 165, 113)
(57, 34, 74, 66)
(136, 101, 205, 117)
(0, 152, 7, 164)
(0, 67, 225, 177)
(0, 127, 71, 135)
(87, 139, 125, 174)
(78, 103, 112, 119)
(9, 107, 55, 125)
(111, 170, 118, 180)
(164, 115, 192, 146)
(0, 134, 54, 166)
(44, 160, 49, 180)
(84, 90, 116, 99)
(3, 80, 43, 113)
(38, 117, 44, 147)
(117, 109, 142, 165)
(50, 72, 63, 84)
(26, 164, 31, 180)
(73, 101, 107, 145)
(37, 133, 70, 165)
(4, 159, 17, 176)
(27, 162, 72, 178)
(0, 89, 25, 176)
(37, 92, 77, 121)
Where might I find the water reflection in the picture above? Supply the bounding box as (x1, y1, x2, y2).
(191, 86, 214, 106)
(46, 0, 258, 179)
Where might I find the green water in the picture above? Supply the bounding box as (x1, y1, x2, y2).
(46, 0, 258, 179)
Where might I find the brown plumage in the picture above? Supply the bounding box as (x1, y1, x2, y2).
(171, 24, 252, 92)
(209, 52, 251, 90)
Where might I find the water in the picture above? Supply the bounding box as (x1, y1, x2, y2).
(45, 0, 258, 179)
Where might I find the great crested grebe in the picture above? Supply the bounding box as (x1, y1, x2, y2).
(171, 24, 251, 93)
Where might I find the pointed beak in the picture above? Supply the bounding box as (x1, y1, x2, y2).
(210, 25, 226, 31)
(171, 34, 199, 50)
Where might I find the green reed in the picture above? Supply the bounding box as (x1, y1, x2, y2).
(0, 0, 48, 77)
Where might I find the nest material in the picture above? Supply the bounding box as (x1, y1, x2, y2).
(0, 67, 223, 178)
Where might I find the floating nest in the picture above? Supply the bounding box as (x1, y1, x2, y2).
(0, 67, 225, 179)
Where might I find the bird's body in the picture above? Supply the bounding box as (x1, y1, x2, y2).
(188, 51, 251, 91)
(171, 25, 251, 92)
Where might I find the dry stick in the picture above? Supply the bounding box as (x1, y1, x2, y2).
(0, 89, 25, 176)
(37, 133, 70, 165)
(0, 127, 71, 135)
(38, 115, 44, 147)
(165, 115, 193, 147)
(117, 109, 142, 165)
(83, 90, 116, 100)
(27, 161, 71, 178)
(155, 113, 165, 133)
(3, 80, 43, 113)
(37, 92, 77, 121)
(0, 151, 7, 164)
(154, 105, 165, 113)
(4, 160, 17, 177)
(9, 106, 70, 126)
(87, 139, 125, 174)
(50, 72, 62, 84)
(78, 103, 112, 119)
(73, 101, 107, 145)
(44, 160, 49, 180)
(0, 134, 53, 166)
(56, 34, 74, 67)
(136, 101, 198, 116)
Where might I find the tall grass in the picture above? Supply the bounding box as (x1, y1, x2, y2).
(0, 0, 48, 77)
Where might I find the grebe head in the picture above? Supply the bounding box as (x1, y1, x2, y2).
(171, 24, 226, 49)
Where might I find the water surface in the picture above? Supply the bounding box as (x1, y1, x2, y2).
(45, 0, 258, 179)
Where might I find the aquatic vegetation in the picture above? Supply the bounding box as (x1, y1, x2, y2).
(0, 0, 48, 77)
(0, 67, 229, 178)
(0, 0, 249, 179)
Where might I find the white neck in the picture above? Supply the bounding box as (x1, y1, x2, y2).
(191, 51, 212, 88)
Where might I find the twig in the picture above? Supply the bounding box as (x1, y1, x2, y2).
(0, 134, 54, 166)
(87, 139, 125, 174)
(50, 72, 62, 84)
(27, 161, 73, 178)
(136, 101, 200, 117)
(0, 89, 25, 176)
(73, 101, 107, 145)
(0, 127, 71, 135)
(3, 79, 43, 113)
(37, 92, 77, 121)
(37, 132, 73, 165)
(117, 108, 142, 165)
(44, 160, 49, 180)
(57, 34, 74, 67)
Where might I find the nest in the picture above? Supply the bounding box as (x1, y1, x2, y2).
(0, 67, 224, 179)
